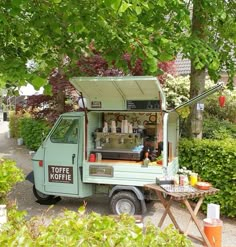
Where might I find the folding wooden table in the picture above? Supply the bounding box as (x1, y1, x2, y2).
(144, 184, 219, 247)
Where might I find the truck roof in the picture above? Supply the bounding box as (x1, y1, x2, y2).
(70, 76, 166, 111)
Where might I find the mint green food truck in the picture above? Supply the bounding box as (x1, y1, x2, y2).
(32, 76, 222, 215)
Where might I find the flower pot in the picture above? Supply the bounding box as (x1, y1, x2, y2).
(17, 138, 23, 146)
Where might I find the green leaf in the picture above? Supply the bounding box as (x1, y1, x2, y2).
(220, 11, 227, 20)
(109, 0, 122, 11)
(32, 76, 47, 90)
(157, 0, 166, 7)
(119, 2, 132, 13)
(159, 52, 174, 61)
(209, 60, 220, 70)
(160, 37, 169, 44)
(44, 84, 52, 96)
(135, 6, 142, 15)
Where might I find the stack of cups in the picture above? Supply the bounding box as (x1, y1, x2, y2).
(128, 123, 133, 133)
(111, 121, 116, 133)
(122, 120, 128, 133)
(103, 122, 108, 133)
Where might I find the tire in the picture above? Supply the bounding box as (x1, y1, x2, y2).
(33, 185, 55, 204)
(110, 191, 141, 215)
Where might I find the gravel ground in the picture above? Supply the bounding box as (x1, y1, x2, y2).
(0, 121, 235, 247)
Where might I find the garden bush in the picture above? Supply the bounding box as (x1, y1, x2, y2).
(203, 117, 236, 139)
(0, 159, 24, 203)
(0, 206, 193, 246)
(179, 138, 236, 217)
(19, 117, 50, 151)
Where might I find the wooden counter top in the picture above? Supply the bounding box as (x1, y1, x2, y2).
(144, 184, 219, 201)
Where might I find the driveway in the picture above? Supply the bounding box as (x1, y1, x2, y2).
(0, 121, 235, 246)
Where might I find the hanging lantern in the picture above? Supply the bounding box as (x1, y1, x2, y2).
(218, 95, 226, 107)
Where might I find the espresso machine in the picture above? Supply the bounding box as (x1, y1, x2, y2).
(92, 132, 144, 161)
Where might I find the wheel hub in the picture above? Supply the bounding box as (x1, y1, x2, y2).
(116, 199, 135, 215)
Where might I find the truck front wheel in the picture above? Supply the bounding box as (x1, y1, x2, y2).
(33, 185, 56, 204)
(110, 191, 141, 215)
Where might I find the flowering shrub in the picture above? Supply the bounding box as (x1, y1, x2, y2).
(162, 74, 190, 108)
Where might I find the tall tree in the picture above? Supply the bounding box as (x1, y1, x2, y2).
(0, 0, 235, 136)
(186, 0, 236, 138)
(187, 1, 208, 138)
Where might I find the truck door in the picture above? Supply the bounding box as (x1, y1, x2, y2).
(44, 117, 81, 195)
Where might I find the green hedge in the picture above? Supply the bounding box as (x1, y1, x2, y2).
(179, 138, 236, 217)
(8, 112, 51, 151)
(0, 206, 193, 247)
(19, 118, 50, 151)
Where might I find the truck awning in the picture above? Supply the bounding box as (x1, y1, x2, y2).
(70, 76, 166, 111)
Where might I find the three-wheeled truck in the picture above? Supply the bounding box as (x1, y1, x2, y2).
(32, 76, 223, 215)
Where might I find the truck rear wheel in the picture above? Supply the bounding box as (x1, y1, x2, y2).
(110, 191, 141, 215)
(33, 185, 55, 204)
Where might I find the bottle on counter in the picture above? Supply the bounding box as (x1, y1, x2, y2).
(142, 152, 150, 167)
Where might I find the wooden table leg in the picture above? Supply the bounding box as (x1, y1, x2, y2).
(156, 191, 181, 230)
(184, 197, 203, 235)
(183, 199, 212, 247)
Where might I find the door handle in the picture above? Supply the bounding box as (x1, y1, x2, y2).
(72, 154, 76, 164)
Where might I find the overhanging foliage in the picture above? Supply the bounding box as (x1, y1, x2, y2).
(0, 0, 235, 90)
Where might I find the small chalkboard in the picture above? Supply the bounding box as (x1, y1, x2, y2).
(127, 100, 161, 110)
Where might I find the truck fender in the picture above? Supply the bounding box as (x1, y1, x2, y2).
(109, 185, 147, 214)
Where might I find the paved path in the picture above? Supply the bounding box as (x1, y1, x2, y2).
(0, 121, 235, 247)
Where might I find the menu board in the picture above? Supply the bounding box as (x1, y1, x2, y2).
(127, 100, 161, 110)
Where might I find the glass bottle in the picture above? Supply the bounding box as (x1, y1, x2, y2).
(143, 152, 150, 167)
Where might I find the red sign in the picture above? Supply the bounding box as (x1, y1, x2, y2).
(48, 165, 73, 183)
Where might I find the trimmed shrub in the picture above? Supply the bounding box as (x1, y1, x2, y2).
(179, 138, 236, 217)
(19, 118, 50, 151)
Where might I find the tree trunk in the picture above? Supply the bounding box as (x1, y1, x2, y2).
(56, 90, 65, 114)
(186, 0, 207, 138)
(186, 67, 206, 138)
